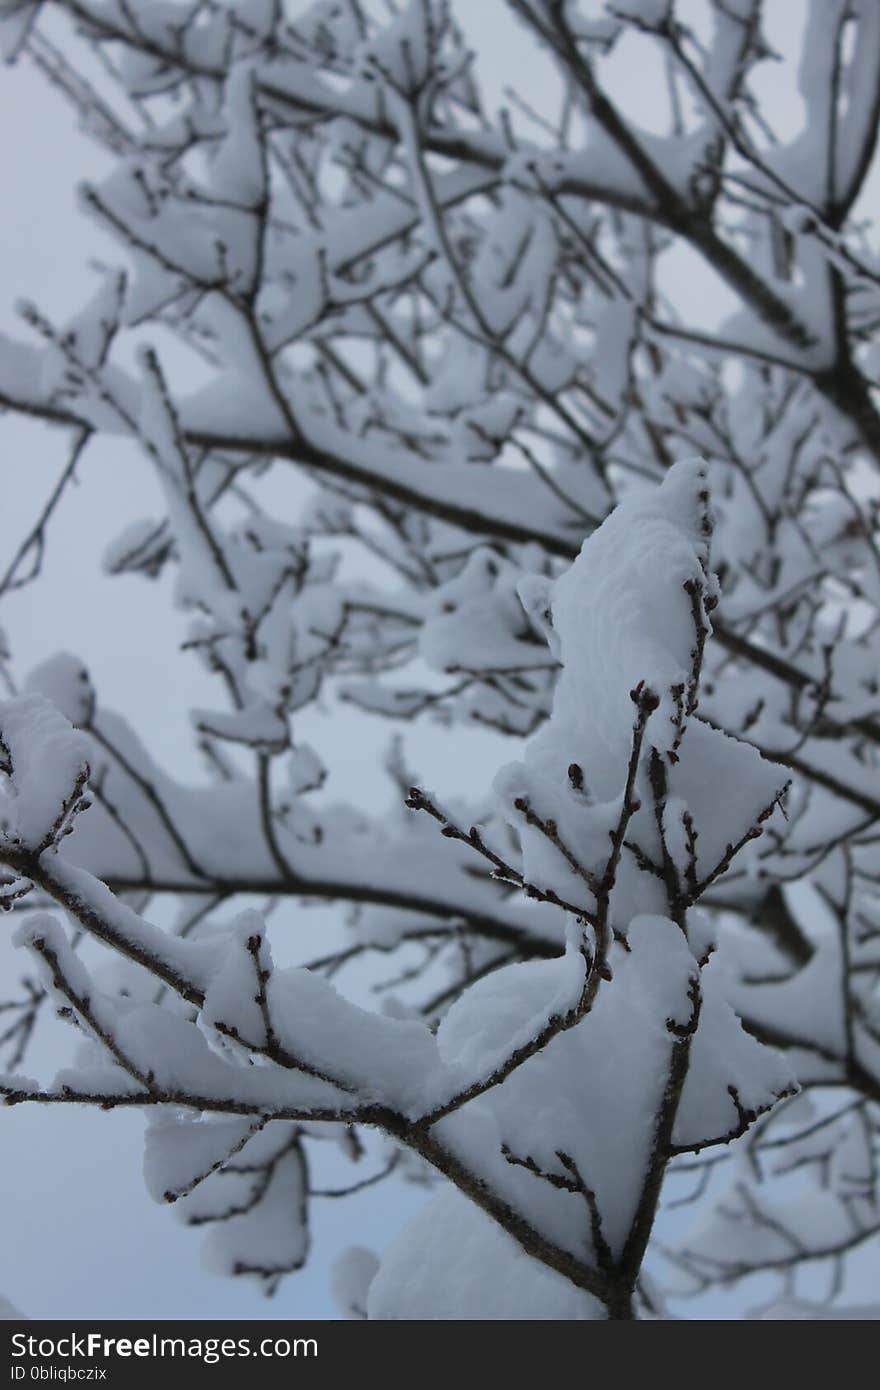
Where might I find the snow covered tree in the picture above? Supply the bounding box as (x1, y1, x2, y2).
(1, 0, 879, 1319)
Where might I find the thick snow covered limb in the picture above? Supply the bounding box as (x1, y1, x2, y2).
(484, 460, 789, 950)
(389, 461, 796, 1316)
(0, 695, 91, 858)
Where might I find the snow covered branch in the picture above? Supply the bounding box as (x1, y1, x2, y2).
(2, 0, 880, 1319)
